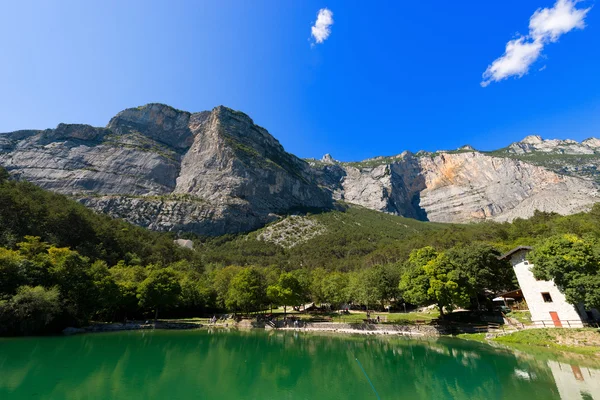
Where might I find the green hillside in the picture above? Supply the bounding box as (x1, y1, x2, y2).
(2, 167, 600, 336)
(0, 170, 198, 267)
(198, 204, 446, 270)
(197, 201, 600, 271)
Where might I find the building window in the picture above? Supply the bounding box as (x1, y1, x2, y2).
(542, 292, 553, 303)
(523, 261, 529, 265)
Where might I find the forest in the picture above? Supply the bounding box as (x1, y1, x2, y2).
(1, 167, 599, 335)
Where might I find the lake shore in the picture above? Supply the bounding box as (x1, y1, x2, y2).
(273, 322, 439, 337)
(70, 319, 440, 338)
(457, 328, 600, 357)
(63, 321, 204, 335)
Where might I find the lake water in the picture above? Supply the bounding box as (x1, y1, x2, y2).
(0, 329, 598, 399)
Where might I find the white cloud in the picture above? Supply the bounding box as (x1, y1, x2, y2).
(481, 0, 590, 87)
(311, 8, 333, 44)
(530, 0, 589, 42)
(481, 37, 543, 87)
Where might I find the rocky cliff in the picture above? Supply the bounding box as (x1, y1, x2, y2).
(1, 104, 599, 234)
(0, 104, 331, 235)
(310, 150, 598, 223)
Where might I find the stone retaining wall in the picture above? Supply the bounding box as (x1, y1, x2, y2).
(276, 321, 439, 336)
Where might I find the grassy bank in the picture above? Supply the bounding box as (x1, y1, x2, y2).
(458, 328, 600, 356)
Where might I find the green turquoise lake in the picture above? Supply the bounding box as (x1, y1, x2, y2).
(1, 329, 598, 399)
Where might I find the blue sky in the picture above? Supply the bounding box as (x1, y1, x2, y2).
(1, 1, 599, 161)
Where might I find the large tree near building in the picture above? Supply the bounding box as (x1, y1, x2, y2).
(529, 235, 600, 310)
(446, 243, 515, 296)
(399, 247, 471, 316)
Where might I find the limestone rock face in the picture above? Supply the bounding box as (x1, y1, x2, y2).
(312, 151, 599, 223)
(506, 135, 600, 155)
(0, 104, 331, 235)
(416, 152, 597, 222)
(1, 105, 599, 233)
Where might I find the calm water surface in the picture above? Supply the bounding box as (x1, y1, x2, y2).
(0, 329, 598, 399)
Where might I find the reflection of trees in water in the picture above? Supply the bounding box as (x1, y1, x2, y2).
(0, 331, 579, 399)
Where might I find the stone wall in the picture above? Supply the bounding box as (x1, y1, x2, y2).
(276, 321, 440, 336)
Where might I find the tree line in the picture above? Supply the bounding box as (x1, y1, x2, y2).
(1, 168, 599, 335)
(0, 234, 515, 335)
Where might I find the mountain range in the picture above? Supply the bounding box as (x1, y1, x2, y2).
(1, 103, 598, 235)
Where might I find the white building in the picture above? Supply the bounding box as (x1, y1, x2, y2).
(500, 246, 600, 328)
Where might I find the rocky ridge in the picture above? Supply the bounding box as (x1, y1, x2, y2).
(0, 104, 331, 235)
(504, 135, 600, 155)
(309, 149, 598, 223)
(1, 104, 599, 234)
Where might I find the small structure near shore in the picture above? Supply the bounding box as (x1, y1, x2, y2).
(500, 246, 600, 328)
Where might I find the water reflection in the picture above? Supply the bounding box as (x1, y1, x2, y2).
(547, 361, 600, 400)
(0, 330, 597, 400)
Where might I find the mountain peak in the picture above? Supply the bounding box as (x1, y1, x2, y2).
(458, 145, 475, 151)
(107, 103, 194, 149)
(506, 135, 599, 155)
(582, 137, 600, 148)
(521, 135, 543, 144)
(321, 153, 338, 164)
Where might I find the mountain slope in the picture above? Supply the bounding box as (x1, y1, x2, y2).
(200, 203, 447, 270)
(0, 104, 331, 235)
(1, 104, 599, 234)
(310, 150, 598, 223)
(487, 135, 600, 183)
(0, 170, 196, 266)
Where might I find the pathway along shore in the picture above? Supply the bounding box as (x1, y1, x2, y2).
(64, 320, 440, 337)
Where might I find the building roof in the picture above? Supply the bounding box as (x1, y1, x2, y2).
(498, 246, 533, 260)
(495, 288, 524, 299)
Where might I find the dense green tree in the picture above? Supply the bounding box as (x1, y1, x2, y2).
(310, 268, 328, 305)
(349, 264, 401, 310)
(348, 270, 378, 310)
(267, 272, 303, 316)
(530, 234, 600, 310)
(16, 236, 49, 258)
(46, 246, 96, 322)
(110, 263, 148, 319)
(424, 254, 471, 315)
(4, 286, 61, 335)
(290, 268, 313, 306)
(399, 247, 470, 316)
(446, 243, 515, 297)
(399, 247, 439, 306)
(320, 272, 349, 309)
(89, 261, 120, 320)
(137, 268, 182, 321)
(179, 274, 214, 314)
(212, 266, 242, 309)
(225, 267, 267, 314)
(0, 247, 26, 295)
